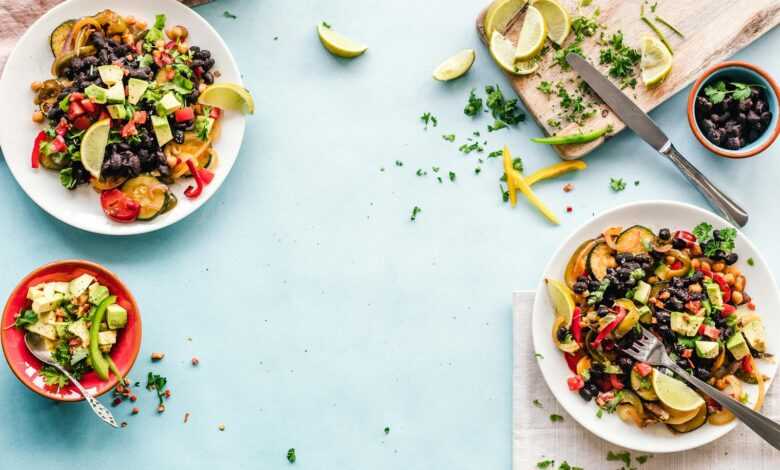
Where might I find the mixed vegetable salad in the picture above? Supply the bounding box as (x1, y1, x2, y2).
(546, 223, 768, 433)
(11, 275, 128, 388)
(29, 10, 231, 223)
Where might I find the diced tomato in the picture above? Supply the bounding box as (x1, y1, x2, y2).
(69, 92, 84, 102)
(99, 110, 110, 121)
(210, 107, 221, 119)
(100, 189, 140, 223)
(80, 99, 96, 113)
(72, 115, 93, 131)
(120, 120, 138, 138)
(712, 274, 731, 303)
(55, 118, 70, 136)
(634, 363, 652, 377)
(742, 356, 755, 374)
(174, 107, 195, 122)
(670, 260, 683, 270)
(698, 324, 721, 340)
(597, 378, 613, 392)
(67, 100, 86, 119)
(681, 348, 692, 359)
(51, 135, 67, 153)
(133, 111, 148, 125)
(567, 375, 585, 392)
(685, 300, 701, 314)
(609, 374, 624, 390)
(564, 352, 581, 374)
(748, 302, 756, 311)
(720, 304, 736, 317)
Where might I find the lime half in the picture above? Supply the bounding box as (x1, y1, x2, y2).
(545, 278, 575, 327)
(652, 369, 705, 413)
(80, 118, 110, 178)
(640, 35, 672, 87)
(198, 83, 255, 115)
(317, 23, 367, 58)
(484, 0, 528, 38)
(532, 0, 570, 46)
(514, 6, 547, 61)
(490, 31, 539, 76)
(433, 49, 476, 81)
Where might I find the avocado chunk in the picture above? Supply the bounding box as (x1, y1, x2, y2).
(127, 78, 150, 105)
(107, 104, 128, 120)
(637, 305, 652, 323)
(88, 283, 110, 305)
(84, 84, 108, 104)
(151, 115, 173, 146)
(31, 292, 64, 314)
(694, 340, 719, 359)
(633, 280, 651, 305)
(98, 64, 123, 86)
(704, 279, 723, 310)
(726, 331, 750, 360)
(106, 81, 125, 104)
(158, 92, 182, 115)
(98, 329, 117, 345)
(742, 320, 766, 353)
(67, 318, 90, 345)
(670, 311, 704, 337)
(70, 347, 89, 365)
(69, 273, 95, 298)
(26, 321, 57, 341)
(106, 304, 128, 329)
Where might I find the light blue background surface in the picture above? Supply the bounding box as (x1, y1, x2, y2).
(1, 1, 779, 468)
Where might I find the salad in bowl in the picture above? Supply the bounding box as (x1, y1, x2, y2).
(28, 9, 252, 223)
(546, 223, 769, 433)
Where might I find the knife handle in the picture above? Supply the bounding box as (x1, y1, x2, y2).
(659, 143, 749, 227)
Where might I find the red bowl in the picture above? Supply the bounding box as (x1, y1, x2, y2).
(1, 260, 141, 401)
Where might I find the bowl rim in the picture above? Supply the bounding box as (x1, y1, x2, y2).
(687, 60, 780, 159)
(1, 260, 142, 402)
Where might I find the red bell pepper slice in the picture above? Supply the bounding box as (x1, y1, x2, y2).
(712, 274, 731, 303)
(31, 131, 47, 168)
(564, 352, 581, 374)
(51, 135, 67, 153)
(100, 189, 140, 223)
(670, 260, 683, 270)
(567, 375, 585, 391)
(609, 374, 624, 390)
(174, 107, 195, 122)
(198, 168, 214, 184)
(590, 307, 627, 349)
(184, 160, 205, 199)
(742, 355, 755, 374)
(571, 307, 582, 344)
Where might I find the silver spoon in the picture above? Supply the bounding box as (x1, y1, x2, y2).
(25, 332, 119, 428)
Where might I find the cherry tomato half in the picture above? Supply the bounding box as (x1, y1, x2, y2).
(100, 189, 140, 223)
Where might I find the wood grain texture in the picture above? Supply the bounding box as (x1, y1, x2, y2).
(477, 0, 780, 159)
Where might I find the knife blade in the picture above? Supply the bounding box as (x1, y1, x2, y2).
(566, 53, 669, 151)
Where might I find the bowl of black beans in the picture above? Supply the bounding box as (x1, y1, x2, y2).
(688, 61, 780, 158)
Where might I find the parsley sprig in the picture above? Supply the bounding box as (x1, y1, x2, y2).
(692, 222, 737, 257)
(704, 80, 760, 104)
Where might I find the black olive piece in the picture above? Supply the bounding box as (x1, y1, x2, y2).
(579, 387, 593, 402)
(695, 368, 711, 381)
(173, 129, 185, 144)
(725, 252, 738, 265)
(672, 237, 687, 249)
(573, 281, 588, 294)
(706, 128, 723, 145)
(658, 228, 671, 240)
(597, 305, 610, 317)
(556, 327, 568, 342)
(658, 325, 676, 343)
(190, 45, 200, 53)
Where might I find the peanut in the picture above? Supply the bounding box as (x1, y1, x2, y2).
(723, 273, 735, 285)
(731, 291, 744, 305)
(691, 258, 701, 269)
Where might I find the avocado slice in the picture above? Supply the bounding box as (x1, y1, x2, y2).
(106, 81, 125, 104)
(107, 104, 128, 120)
(726, 331, 750, 360)
(26, 321, 57, 341)
(633, 280, 651, 305)
(98, 64, 123, 86)
(84, 84, 108, 104)
(670, 311, 704, 337)
(742, 320, 766, 353)
(704, 279, 723, 310)
(694, 340, 719, 359)
(69, 273, 95, 298)
(106, 304, 128, 329)
(127, 78, 149, 105)
(637, 305, 652, 324)
(151, 115, 173, 146)
(88, 283, 109, 305)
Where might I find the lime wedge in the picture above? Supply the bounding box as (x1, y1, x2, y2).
(514, 6, 547, 61)
(317, 23, 367, 58)
(652, 368, 705, 413)
(640, 35, 672, 87)
(198, 83, 255, 115)
(433, 49, 476, 81)
(532, 0, 570, 46)
(484, 0, 528, 38)
(545, 278, 575, 327)
(80, 118, 110, 178)
(490, 31, 539, 76)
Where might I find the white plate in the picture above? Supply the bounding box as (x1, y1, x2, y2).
(532, 200, 779, 453)
(0, 0, 245, 235)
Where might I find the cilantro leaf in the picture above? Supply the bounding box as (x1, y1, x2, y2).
(549, 414, 564, 422)
(287, 448, 296, 463)
(410, 206, 422, 222)
(464, 89, 483, 117)
(13, 309, 38, 328)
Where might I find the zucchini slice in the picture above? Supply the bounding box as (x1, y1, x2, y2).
(565, 239, 597, 289)
(159, 192, 178, 215)
(615, 225, 655, 254)
(630, 369, 658, 401)
(50, 20, 75, 58)
(121, 175, 168, 220)
(669, 404, 707, 433)
(586, 241, 615, 281)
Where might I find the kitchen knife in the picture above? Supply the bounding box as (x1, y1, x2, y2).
(566, 53, 749, 227)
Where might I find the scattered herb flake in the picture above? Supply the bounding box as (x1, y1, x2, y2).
(485, 84, 525, 127)
(538, 81, 554, 95)
(395, 160, 403, 167)
(464, 89, 483, 117)
(537, 460, 555, 469)
(442, 134, 456, 142)
(549, 414, 564, 422)
(223, 10, 237, 19)
(533, 399, 543, 408)
(416, 169, 427, 176)
(384, 426, 390, 435)
(410, 206, 422, 221)
(607, 450, 631, 469)
(321, 21, 331, 29)
(747, 257, 755, 266)
(534, 352, 544, 359)
(610, 177, 626, 192)
(420, 112, 438, 130)
(448, 171, 456, 182)
(287, 448, 296, 464)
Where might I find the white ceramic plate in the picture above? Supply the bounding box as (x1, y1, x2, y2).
(0, 0, 245, 235)
(532, 200, 779, 453)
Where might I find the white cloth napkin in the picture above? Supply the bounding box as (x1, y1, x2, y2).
(512, 291, 780, 469)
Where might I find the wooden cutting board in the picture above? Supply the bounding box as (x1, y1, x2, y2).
(476, 0, 780, 159)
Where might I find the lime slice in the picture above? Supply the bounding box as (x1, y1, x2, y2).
(514, 6, 547, 61)
(490, 31, 539, 76)
(317, 23, 367, 58)
(545, 278, 575, 327)
(198, 83, 255, 115)
(652, 368, 705, 413)
(433, 49, 476, 81)
(532, 0, 570, 45)
(640, 35, 672, 87)
(484, 0, 528, 38)
(80, 118, 110, 178)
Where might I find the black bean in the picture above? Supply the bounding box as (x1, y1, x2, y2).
(760, 111, 772, 124)
(747, 128, 761, 143)
(203, 72, 214, 85)
(725, 252, 738, 265)
(556, 327, 568, 342)
(713, 249, 726, 260)
(173, 129, 185, 144)
(738, 98, 753, 113)
(573, 281, 588, 294)
(696, 96, 712, 115)
(579, 387, 594, 401)
(725, 136, 744, 149)
(755, 100, 767, 114)
(695, 367, 711, 380)
(672, 238, 687, 249)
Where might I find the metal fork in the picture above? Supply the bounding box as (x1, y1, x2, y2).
(623, 326, 780, 449)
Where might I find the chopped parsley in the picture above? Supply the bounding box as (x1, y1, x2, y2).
(485, 84, 525, 130)
(599, 31, 641, 88)
(474, 167, 482, 175)
(321, 21, 331, 29)
(442, 134, 456, 142)
(223, 10, 237, 19)
(410, 206, 422, 222)
(12, 309, 37, 328)
(532, 399, 543, 408)
(432, 166, 440, 173)
(487, 150, 502, 159)
(287, 448, 296, 464)
(40, 365, 69, 388)
(634, 180, 640, 186)
(607, 450, 632, 469)
(747, 257, 755, 266)
(538, 81, 554, 95)
(692, 222, 737, 257)
(636, 454, 652, 464)
(500, 184, 510, 203)
(420, 112, 437, 129)
(610, 177, 626, 192)
(384, 426, 390, 435)
(395, 160, 403, 167)
(556, 82, 596, 125)
(549, 414, 564, 422)
(448, 171, 456, 182)
(553, 11, 601, 70)
(146, 372, 169, 406)
(416, 169, 427, 176)
(537, 460, 555, 469)
(464, 89, 483, 117)
(534, 352, 544, 359)
(459, 141, 484, 154)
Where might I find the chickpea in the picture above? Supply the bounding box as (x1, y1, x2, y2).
(124, 16, 136, 25)
(732, 291, 744, 305)
(123, 33, 136, 46)
(31, 111, 44, 123)
(688, 283, 702, 293)
(712, 261, 725, 273)
(701, 261, 711, 272)
(691, 258, 701, 270)
(665, 255, 676, 265)
(659, 291, 671, 300)
(135, 20, 147, 30)
(30, 81, 43, 92)
(691, 244, 702, 256)
(177, 42, 189, 54)
(734, 275, 746, 292)
(647, 276, 659, 284)
(111, 34, 122, 43)
(723, 273, 735, 285)
(725, 265, 741, 276)
(166, 25, 189, 41)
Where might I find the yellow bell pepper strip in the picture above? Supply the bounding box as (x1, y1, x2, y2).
(531, 125, 613, 145)
(526, 160, 587, 186)
(88, 295, 116, 381)
(502, 146, 560, 224)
